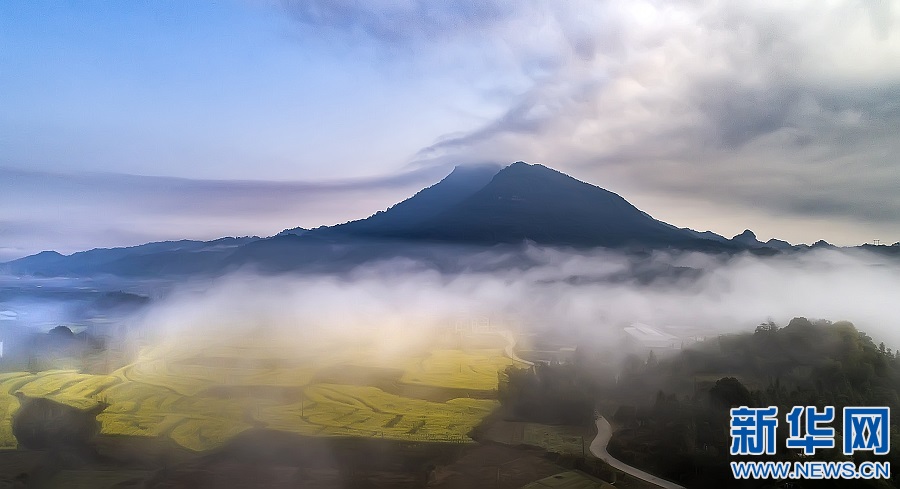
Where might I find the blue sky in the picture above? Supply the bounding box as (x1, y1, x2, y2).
(0, 1, 486, 180)
(2, 0, 900, 259)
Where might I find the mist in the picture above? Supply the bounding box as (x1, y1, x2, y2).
(119, 245, 900, 356)
(3, 244, 899, 487)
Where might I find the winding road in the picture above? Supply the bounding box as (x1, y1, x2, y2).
(498, 330, 684, 489)
(590, 415, 686, 489)
(498, 330, 533, 367)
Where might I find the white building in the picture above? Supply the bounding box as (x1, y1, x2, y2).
(623, 323, 679, 350)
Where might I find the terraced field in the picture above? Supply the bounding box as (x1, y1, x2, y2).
(0, 332, 524, 451)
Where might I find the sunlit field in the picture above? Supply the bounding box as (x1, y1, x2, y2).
(0, 331, 525, 451)
(401, 349, 518, 390)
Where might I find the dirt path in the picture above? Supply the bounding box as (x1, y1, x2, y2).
(590, 415, 685, 489)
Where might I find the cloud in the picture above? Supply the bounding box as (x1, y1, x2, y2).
(280, 0, 516, 45)
(123, 245, 900, 363)
(279, 0, 900, 244)
(7, 1, 899, 257)
(0, 166, 449, 261)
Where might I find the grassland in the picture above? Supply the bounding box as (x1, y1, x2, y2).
(0, 332, 521, 451)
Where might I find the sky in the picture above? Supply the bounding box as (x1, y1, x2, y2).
(2, 0, 900, 260)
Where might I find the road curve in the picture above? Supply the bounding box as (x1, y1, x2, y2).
(590, 416, 686, 489)
(499, 330, 534, 366)
(499, 330, 683, 488)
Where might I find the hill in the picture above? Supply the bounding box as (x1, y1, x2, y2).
(1, 237, 259, 277)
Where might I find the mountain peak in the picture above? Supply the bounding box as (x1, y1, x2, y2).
(811, 239, 835, 248)
(449, 162, 504, 175)
(765, 237, 793, 250)
(730, 229, 765, 248)
(319, 163, 501, 237)
(501, 161, 560, 176)
(277, 227, 308, 237)
(367, 160, 711, 248)
(730, 229, 795, 250)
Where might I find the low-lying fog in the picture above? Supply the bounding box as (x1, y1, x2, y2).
(4, 245, 900, 352)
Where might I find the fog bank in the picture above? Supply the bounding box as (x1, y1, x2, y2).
(127, 246, 900, 351)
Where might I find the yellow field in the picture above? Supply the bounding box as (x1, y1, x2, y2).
(0, 332, 520, 451)
(259, 383, 495, 442)
(400, 348, 523, 390)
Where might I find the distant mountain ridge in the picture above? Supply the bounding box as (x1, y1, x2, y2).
(6, 161, 888, 278)
(2, 237, 260, 276)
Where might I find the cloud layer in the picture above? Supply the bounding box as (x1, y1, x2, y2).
(130, 245, 900, 358)
(284, 0, 900, 244)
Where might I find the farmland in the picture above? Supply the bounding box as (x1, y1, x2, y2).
(0, 332, 524, 451)
(401, 348, 518, 390)
(478, 415, 591, 457)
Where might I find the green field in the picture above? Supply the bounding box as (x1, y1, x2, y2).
(0, 332, 522, 451)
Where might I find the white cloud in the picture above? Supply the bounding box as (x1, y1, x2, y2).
(286, 0, 900, 243)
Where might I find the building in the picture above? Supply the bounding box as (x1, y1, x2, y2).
(623, 323, 679, 350)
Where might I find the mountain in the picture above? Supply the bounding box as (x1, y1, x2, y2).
(276, 227, 307, 237)
(316, 163, 502, 237)
(1, 237, 259, 277)
(765, 238, 793, 250)
(728, 230, 795, 251)
(655, 219, 729, 243)
(334, 162, 721, 249)
(2, 162, 819, 277)
(731, 230, 764, 248)
(685, 229, 730, 243)
(810, 239, 836, 249)
(4, 251, 66, 273)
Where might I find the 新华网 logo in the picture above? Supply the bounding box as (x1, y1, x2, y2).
(729, 405, 891, 480)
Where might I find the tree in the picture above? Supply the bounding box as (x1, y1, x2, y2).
(755, 320, 779, 334)
(709, 377, 752, 407)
